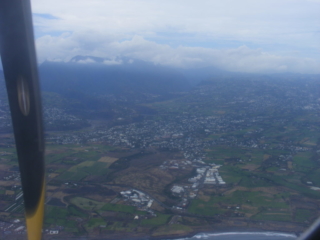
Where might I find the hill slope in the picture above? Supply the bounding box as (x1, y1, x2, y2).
(39, 56, 190, 96)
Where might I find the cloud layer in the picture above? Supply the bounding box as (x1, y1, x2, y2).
(30, 0, 320, 73)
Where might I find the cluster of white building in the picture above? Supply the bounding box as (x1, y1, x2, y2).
(188, 168, 206, 183)
(188, 165, 225, 185)
(120, 189, 154, 210)
(0, 219, 25, 235)
(171, 185, 185, 195)
(204, 166, 225, 185)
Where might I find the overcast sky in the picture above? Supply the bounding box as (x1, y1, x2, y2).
(30, 0, 320, 73)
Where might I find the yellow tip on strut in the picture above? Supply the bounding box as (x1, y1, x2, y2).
(26, 182, 45, 240)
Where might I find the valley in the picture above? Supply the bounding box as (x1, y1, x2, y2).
(1, 69, 320, 239)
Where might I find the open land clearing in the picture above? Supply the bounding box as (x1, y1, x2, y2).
(98, 156, 118, 163)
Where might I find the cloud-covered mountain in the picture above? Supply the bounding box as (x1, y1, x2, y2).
(32, 0, 320, 75)
(39, 56, 190, 95)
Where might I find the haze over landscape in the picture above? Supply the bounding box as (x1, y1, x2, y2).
(0, 0, 320, 239)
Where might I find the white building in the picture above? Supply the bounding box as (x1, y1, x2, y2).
(171, 185, 184, 194)
(147, 200, 154, 208)
(14, 226, 24, 232)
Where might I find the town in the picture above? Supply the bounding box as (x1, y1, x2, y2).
(0, 77, 320, 238)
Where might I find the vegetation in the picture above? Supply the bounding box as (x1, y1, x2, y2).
(68, 205, 88, 218)
(152, 224, 193, 236)
(189, 190, 289, 217)
(56, 158, 109, 181)
(70, 197, 105, 211)
(85, 217, 106, 229)
(295, 209, 314, 223)
(45, 206, 78, 232)
(101, 203, 137, 214)
(141, 214, 171, 226)
(252, 211, 292, 222)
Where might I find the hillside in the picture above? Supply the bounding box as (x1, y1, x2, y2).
(39, 56, 190, 96)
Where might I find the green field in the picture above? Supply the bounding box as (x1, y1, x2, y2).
(306, 169, 320, 185)
(295, 209, 314, 223)
(45, 206, 78, 232)
(101, 203, 146, 215)
(68, 205, 88, 218)
(205, 146, 287, 166)
(46, 151, 77, 164)
(293, 152, 315, 173)
(189, 190, 289, 217)
(85, 217, 106, 229)
(252, 211, 292, 222)
(219, 165, 246, 184)
(46, 143, 113, 164)
(70, 197, 106, 211)
(219, 165, 273, 187)
(102, 221, 138, 232)
(239, 175, 273, 188)
(257, 173, 320, 199)
(57, 161, 109, 181)
(206, 147, 250, 162)
(141, 214, 171, 226)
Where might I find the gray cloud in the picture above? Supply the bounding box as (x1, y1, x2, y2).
(31, 0, 320, 49)
(36, 33, 320, 74)
(30, 0, 320, 73)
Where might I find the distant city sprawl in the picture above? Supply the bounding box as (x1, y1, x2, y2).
(0, 74, 320, 239)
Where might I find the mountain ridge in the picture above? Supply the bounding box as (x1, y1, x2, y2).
(39, 56, 190, 96)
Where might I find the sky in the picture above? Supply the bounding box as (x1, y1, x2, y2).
(29, 0, 320, 73)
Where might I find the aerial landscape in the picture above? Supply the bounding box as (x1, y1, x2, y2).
(0, 56, 320, 239)
(0, 0, 320, 239)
